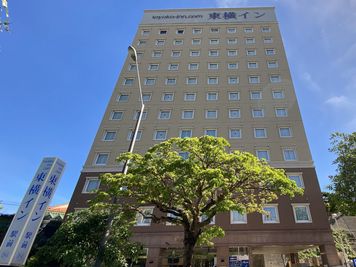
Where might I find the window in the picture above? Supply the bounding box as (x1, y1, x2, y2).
(159, 110, 171, 120)
(148, 64, 159, 71)
(270, 75, 281, 83)
(144, 78, 156, 85)
(250, 91, 262, 100)
(279, 127, 292, 137)
(136, 207, 153, 226)
(206, 110, 218, 119)
(124, 78, 134, 85)
(133, 110, 147, 120)
(189, 63, 199, 70)
(192, 39, 201, 45)
(103, 131, 116, 141)
(187, 77, 198, 85)
(256, 150, 270, 160)
(83, 178, 100, 193)
(176, 29, 184, 34)
(155, 39, 165, 46)
(275, 108, 288, 117)
(168, 64, 179, 71)
(266, 49, 276, 56)
(141, 30, 150, 36)
(162, 93, 174, 102)
(246, 49, 256, 56)
(209, 39, 219, 45)
(127, 130, 142, 141)
(228, 76, 239, 84)
(152, 50, 162, 58)
(142, 93, 152, 102)
(228, 50, 238, 57)
(166, 78, 177, 85)
(283, 149, 297, 161)
(267, 61, 278, 68)
(227, 27, 236, 33)
(246, 38, 255, 44)
(228, 63, 238, 69)
(137, 40, 146, 47)
(207, 92, 218, 101)
(171, 51, 181, 58)
(288, 174, 304, 188)
(180, 129, 192, 138)
(174, 39, 183, 45)
(129, 64, 137, 71)
(254, 128, 267, 138)
(227, 38, 237, 45)
(264, 37, 273, 44)
(244, 27, 253, 33)
(182, 110, 194, 119)
(154, 130, 167, 140)
(205, 129, 217, 137)
(231, 211, 247, 223)
(248, 62, 258, 69)
(249, 76, 260, 84)
(118, 94, 129, 102)
(190, 50, 200, 57)
(229, 129, 241, 139)
(210, 27, 219, 33)
(209, 50, 219, 57)
(292, 204, 312, 223)
(110, 111, 123, 120)
(262, 205, 279, 223)
(261, 26, 271, 32)
(200, 214, 215, 225)
(193, 28, 202, 34)
(208, 77, 218, 85)
(184, 93, 196, 101)
(94, 153, 109, 165)
(208, 63, 219, 70)
(136, 52, 143, 60)
(252, 108, 264, 118)
(229, 92, 240, 101)
(272, 91, 284, 99)
(229, 109, 241, 119)
(159, 30, 167, 35)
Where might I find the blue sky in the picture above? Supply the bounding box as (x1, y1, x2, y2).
(0, 0, 355, 214)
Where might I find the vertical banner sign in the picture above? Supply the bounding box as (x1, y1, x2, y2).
(0, 157, 65, 266)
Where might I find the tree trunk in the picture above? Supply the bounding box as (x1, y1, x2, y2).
(183, 230, 199, 267)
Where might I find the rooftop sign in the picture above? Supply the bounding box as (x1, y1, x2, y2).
(141, 9, 276, 24)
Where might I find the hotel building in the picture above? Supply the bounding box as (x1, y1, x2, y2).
(67, 7, 341, 267)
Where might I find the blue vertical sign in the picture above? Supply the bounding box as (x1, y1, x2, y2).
(0, 157, 65, 266)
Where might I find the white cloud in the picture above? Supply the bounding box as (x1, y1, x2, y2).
(324, 95, 350, 107)
(301, 72, 321, 92)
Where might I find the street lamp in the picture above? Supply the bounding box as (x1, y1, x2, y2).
(94, 45, 145, 267)
(122, 45, 145, 174)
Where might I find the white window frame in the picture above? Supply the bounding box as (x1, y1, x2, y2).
(133, 110, 147, 120)
(148, 64, 159, 71)
(141, 30, 150, 36)
(275, 108, 288, 117)
(180, 129, 193, 138)
(206, 92, 218, 101)
(228, 63, 238, 69)
(162, 93, 174, 102)
(137, 40, 146, 47)
(184, 93, 196, 101)
(264, 37, 273, 44)
(249, 76, 260, 84)
(208, 63, 219, 70)
(270, 75, 281, 83)
(103, 131, 117, 141)
(256, 150, 270, 161)
(123, 78, 134, 85)
(190, 50, 200, 57)
(159, 29, 167, 35)
(279, 127, 292, 138)
(227, 38, 237, 45)
(144, 78, 156, 86)
(288, 173, 304, 188)
(94, 153, 109, 166)
(174, 39, 183, 45)
(186, 77, 198, 85)
(155, 39, 165, 46)
(210, 27, 219, 33)
(246, 49, 256, 56)
(188, 63, 199, 70)
(209, 39, 219, 45)
(228, 76, 239, 84)
(250, 91, 262, 100)
(192, 39, 201, 45)
(205, 129, 217, 137)
(283, 148, 297, 161)
(254, 128, 267, 138)
(229, 129, 242, 139)
(168, 64, 179, 71)
(262, 205, 280, 224)
(193, 28, 202, 34)
(142, 93, 152, 102)
(227, 50, 238, 57)
(110, 111, 123, 120)
(245, 38, 255, 44)
(158, 110, 171, 120)
(252, 108, 264, 118)
(129, 64, 137, 71)
(272, 91, 284, 99)
(248, 62, 258, 69)
(171, 50, 181, 58)
(127, 130, 142, 141)
(154, 130, 168, 141)
(209, 50, 219, 57)
(208, 77, 218, 85)
(176, 28, 184, 34)
(152, 50, 162, 58)
(166, 78, 177, 85)
(228, 92, 240, 101)
(230, 210, 247, 224)
(227, 27, 237, 33)
(229, 109, 241, 119)
(205, 110, 218, 119)
(265, 48, 276, 56)
(82, 177, 101, 194)
(117, 94, 129, 102)
(136, 207, 154, 226)
(261, 26, 271, 32)
(267, 61, 278, 68)
(292, 204, 312, 223)
(244, 27, 253, 33)
(182, 110, 195, 120)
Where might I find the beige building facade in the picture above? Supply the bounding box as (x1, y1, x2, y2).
(68, 7, 341, 267)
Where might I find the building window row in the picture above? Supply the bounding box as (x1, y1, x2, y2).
(140, 26, 271, 36)
(124, 74, 282, 86)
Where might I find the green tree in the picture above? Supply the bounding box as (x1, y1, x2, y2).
(333, 229, 356, 259)
(99, 136, 302, 267)
(27, 207, 142, 267)
(328, 132, 356, 215)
